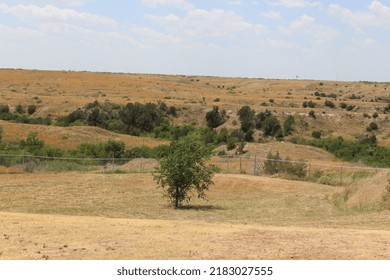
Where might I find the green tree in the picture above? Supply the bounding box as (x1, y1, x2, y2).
(154, 134, 215, 208)
(237, 106, 255, 132)
(104, 140, 125, 158)
(15, 104, 25, 114)
(19, 132, 44, 153)
(283, 115, 295, 135)
(205, 106, 225, 128)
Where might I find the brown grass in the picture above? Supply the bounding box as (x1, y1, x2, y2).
(0, 173, 390, 259)
(1, 69, 389, 145)
(0, 120, 167, 149)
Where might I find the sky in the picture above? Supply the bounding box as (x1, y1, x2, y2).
(0, 0, 389, 81)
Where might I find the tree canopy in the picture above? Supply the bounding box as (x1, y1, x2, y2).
(153, 133, 215, 208)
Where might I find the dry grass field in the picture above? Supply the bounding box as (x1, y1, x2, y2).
(0, 173, 389, 259)
(0, 69, 390, 260)
(1, 69, 389, 146)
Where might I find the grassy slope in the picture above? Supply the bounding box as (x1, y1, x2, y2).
(1, 69, 389, 145)
(0, 173, 389, 259)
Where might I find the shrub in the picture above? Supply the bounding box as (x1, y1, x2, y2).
(324, 100, 335, 108)
(263, 151, 307, 178)
(283, 115, 295, 135)
(237, 106, 255, 132)
(262, 115, 283, 137)
(216, 128, 229, 144)
(308, 101, 316, 108)
(339, 102, 348, 109)
(309, 110, 316, 119)
(312, 130, 322, 139)
(372, 112, 379, 118)
(205, 106, 225, 128)
(366, 122, 378, 132)
(27, 105, 37, 115)
(0, 104, 9, 113)
(15, 105, 25, 114)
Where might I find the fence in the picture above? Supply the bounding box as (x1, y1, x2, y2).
(0, 153, 388, 186)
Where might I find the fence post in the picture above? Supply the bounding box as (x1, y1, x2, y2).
(340, 166, 343, 185)
(240, 156, 242, 174)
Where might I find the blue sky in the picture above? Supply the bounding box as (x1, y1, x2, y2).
(0, 0, 389, 81)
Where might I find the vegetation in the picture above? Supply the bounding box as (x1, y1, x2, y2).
(256, 110, 283, 138)
(324, 100, 336, 108)
(153, 134, 215, 208)
(205, 106, 226, 129)
(237, 106, 255, 132)
(263, 151, 307, 178)
(290, 136, 390, 167)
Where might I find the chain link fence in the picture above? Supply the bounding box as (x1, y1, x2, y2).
(0, 153, 388, 186)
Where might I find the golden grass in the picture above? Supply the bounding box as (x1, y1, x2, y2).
(0, 173, 390, 259)
(1, 69, 389, 145)
(0, 120, 168, 149)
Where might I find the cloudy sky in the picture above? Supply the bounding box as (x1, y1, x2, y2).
(0, 0, 389, 81)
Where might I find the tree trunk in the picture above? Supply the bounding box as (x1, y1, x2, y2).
(175, 185, 179, 208)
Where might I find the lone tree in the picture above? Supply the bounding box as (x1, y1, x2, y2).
(153, 134, 215, 208)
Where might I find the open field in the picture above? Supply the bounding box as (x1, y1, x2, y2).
(0, 173, 389, 259)
(0, 69, 389, 260)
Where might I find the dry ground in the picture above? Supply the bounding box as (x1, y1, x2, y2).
(0, 173, 389, 260)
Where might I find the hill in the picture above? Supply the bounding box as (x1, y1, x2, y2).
(0, 120, 167, 149)
(1, 69, 389, 145)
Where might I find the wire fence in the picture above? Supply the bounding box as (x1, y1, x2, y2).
(0, 153, 388, 186)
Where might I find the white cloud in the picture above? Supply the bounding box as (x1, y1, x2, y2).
(0, 23, 44, 39)
(259, 38, 296, 48)
(262, 11, 282, 20)
(329, 1, 390, 30)
(280, 14, 339, 45)
(274, 0, 321, 8)
(0, 3, 117, 26)
(286, 14, 315, 31)
(146, 7, 267, 39)
(140, 0, 193, 10)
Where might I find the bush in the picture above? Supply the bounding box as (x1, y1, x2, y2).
(324, 100, 335, 108)
(339, 102, 348, 109)
(309, 110, 316, 119)
(263, 151, 307, 178)
(27, 105, 37, 115)
(312, 130, 322, 139)
(262, 115, 283, 137)
(205, 106, 225, 128)
(0, 104, 9, 113)
(308, 101, 316, 108)
(15, 105, 25, 114)
(366, 122, 378, 132)
(237, 106, 255, 132)
(283, 115, 295, 135)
